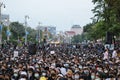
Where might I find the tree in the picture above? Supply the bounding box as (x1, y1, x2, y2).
(91, 0, 120, 39)
(26, 27, 37, 42)
(72, 35, 83, 43)
(1, 21, 40, 43)
(9, 22, 25, 40)
(89, 21, 105, 40)
(2, 26, 7, 40)
(83, 23, 97, 40)
(83, 23, 93, 33)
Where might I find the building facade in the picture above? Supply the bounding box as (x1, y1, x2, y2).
(71, 25, 83, 35)
(64, 31, 76, 43)
(36, 26, 56, 42)
(38, 26, 56, 35)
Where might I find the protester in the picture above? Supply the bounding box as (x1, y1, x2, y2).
(103, 49, 109, 60)
(0, 42, 120, 80)
(112, 49, 118, 58)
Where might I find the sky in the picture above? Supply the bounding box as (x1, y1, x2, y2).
(3, 0, 94, 31)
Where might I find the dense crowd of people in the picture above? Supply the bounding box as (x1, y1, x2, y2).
(0, 42, 120, 80)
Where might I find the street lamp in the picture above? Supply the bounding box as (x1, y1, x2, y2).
(25, 15, 29, 45)
(38, 22, 41, 43)
(0, 2, 5, 45)
(4, 17, 10, 41)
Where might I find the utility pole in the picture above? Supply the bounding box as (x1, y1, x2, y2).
(25, 15, 29, 45)
(7, 16, 10, 41)
(0, 2, 5, 45)
(38, 22, 41, 43)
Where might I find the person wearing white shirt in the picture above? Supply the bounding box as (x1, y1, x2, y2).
(103, 49, 109, 60)
(112, 49, 117, 58)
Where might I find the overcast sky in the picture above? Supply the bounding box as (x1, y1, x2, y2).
(3, 0, 94, 31)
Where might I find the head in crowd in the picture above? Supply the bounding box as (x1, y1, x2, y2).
(0, 42, 120, 80)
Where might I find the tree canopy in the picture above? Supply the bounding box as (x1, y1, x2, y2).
(81, 0, 120, 41)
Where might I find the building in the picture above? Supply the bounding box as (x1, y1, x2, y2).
(47, 26, 56, 35)
(65, 31, 76, 37)
(71, 25, 83, 35)
(56, 31, 65, 43)
(38, 26, 56, 35)
(64, 31, 76, 43)
(64, 25, 83, 43)
(36, 26, 56, 42)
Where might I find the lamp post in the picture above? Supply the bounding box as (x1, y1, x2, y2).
(38, 22, 41, 43)
(7, 18, 10, 41)
(5, 16, 10, 41)
(25, 15, 29, 45)
(0, 2, 5, 45)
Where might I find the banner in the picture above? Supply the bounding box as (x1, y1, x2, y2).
(26, 31, 29, 35)
(6, 30, 11, 36)
(14, 50, 19, 58)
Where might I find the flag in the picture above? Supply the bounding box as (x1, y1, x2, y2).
(26, 31, 29, 35)
(0, 25, 3, 31)
(36, 35, 38, 41)
(6, 30, 11, 36)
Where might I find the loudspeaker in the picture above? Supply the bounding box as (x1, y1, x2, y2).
(28, 44, 37, 55)
(106, 32, 113, 44)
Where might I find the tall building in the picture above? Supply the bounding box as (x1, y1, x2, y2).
(71, 25, 83, 35)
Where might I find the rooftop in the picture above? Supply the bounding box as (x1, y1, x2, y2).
(71, 25, 81, 28)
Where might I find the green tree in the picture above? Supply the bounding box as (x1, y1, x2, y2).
(2, 26, 7, 41)
(9, 22, 25, 40)
(26, 27, 37, 42)
(83, 23, 96, 40)
(91, 0, 120, 39)
(83, 23, 93, 33)
(72, 35, 83, 43)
